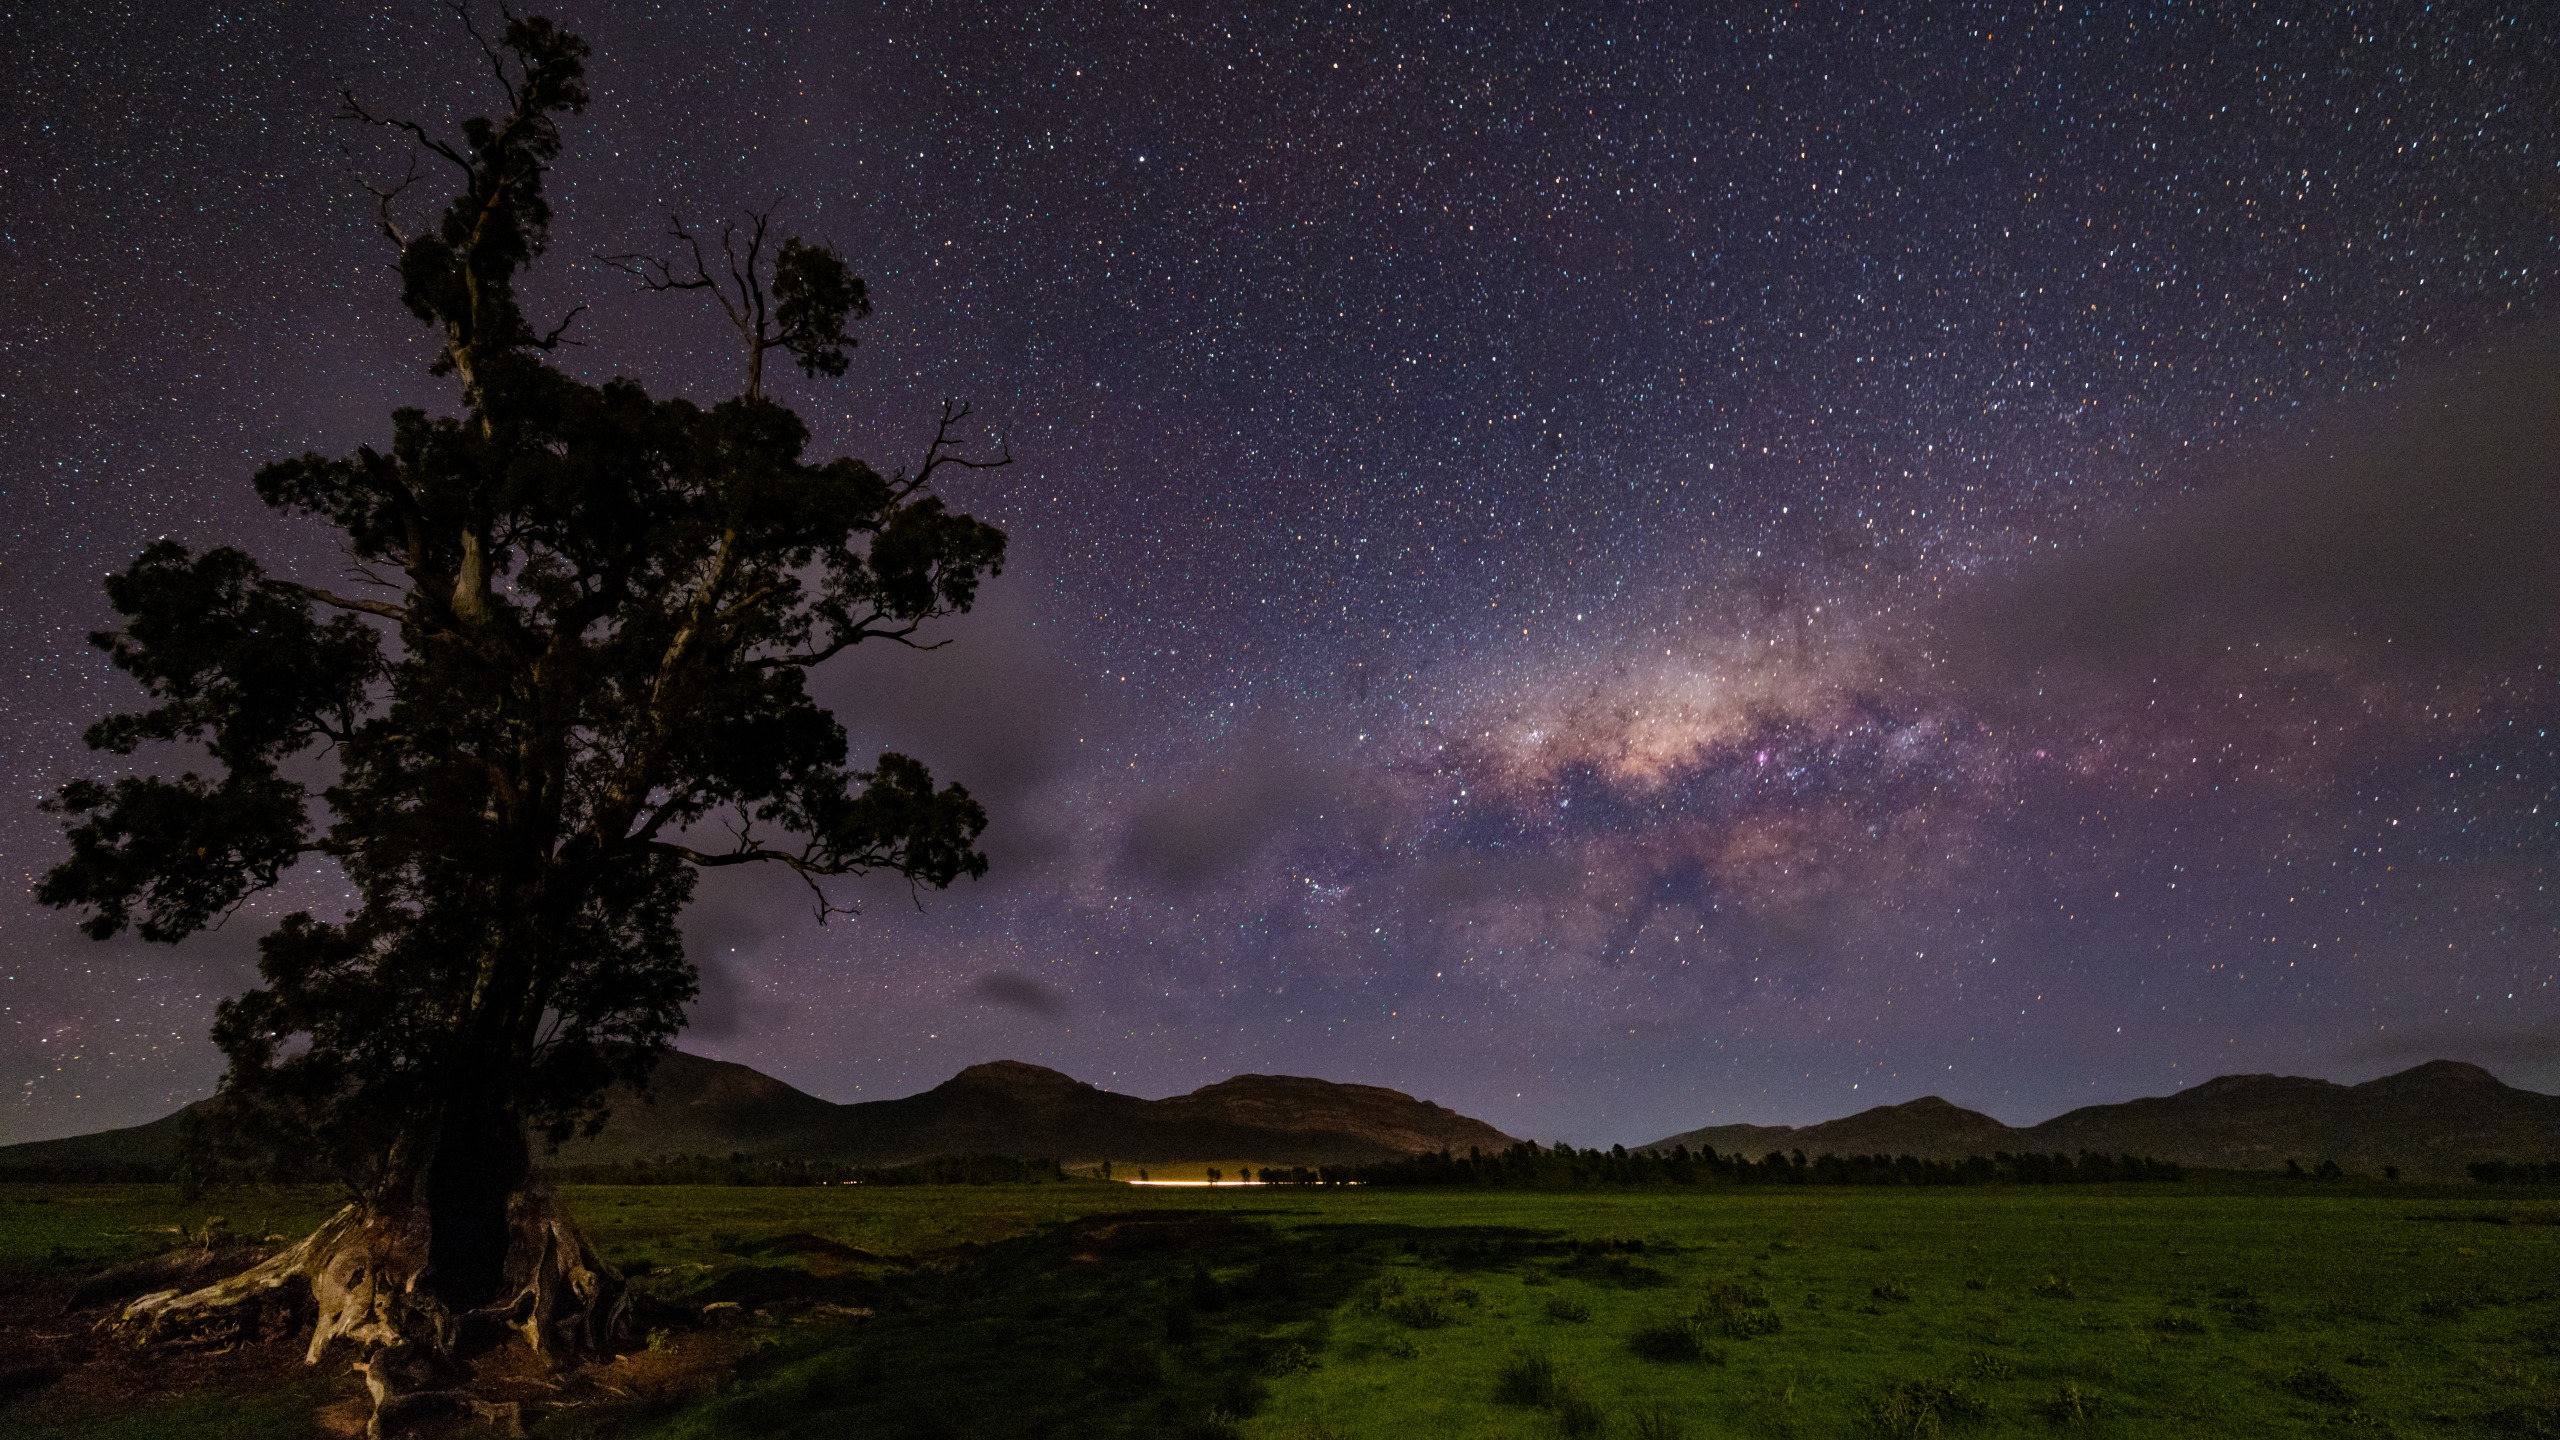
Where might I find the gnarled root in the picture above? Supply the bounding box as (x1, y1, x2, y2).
(113, 1190, 626, 1433)
(115, 1203, 432, 1360)
(358, 1343, 525, 1440)
(489, 1190, 627, 1363)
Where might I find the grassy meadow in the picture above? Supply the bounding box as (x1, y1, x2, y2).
(3, 1179, 2557, 1438)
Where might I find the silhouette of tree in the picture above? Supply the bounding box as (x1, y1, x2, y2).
(40, 8, 1005, 1395)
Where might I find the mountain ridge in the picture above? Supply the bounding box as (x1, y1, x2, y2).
(8, 1055, 2556, 1181)
(1642, 1060, 2560, 1177)
(0, 1051, 1517, 1177)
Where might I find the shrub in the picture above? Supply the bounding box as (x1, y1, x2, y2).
(2281, 1366, 2356, 1406)
(2032, 1274, 2077, 1300)
(1628, 1315, 1725, 1365)
(2033, 1382, 2099, 1425)
(1494, 1350, 1606, 1434)
(1383, 1293, 1452, 1329)
(1867, 1379, 1988, 1438)
(1494, 1350, 1563, 1407)
(1260, 1340, 1318, 1376)
(1872, 1278, 1914, 1303)
(1964, 1351, 2017, 1381)
(1554, 1389, 1608, 1437)
(1546, 1294, 1594, 1322)
(1698, 1281, 1784, 1338)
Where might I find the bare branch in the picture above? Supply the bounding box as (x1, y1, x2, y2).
(451, 2, 522, 113)
(911, 398, 1014, 492)
(597, 216, 717, 293)
(535, 302, 587, 349)
(286, 584, 409, 622)
(754, 622, 949, 671)
(352, 150, 424, 250)
(338, 89, 470, 174)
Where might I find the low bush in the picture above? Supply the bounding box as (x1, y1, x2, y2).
(1964, 1351, 2017, 1381)
(2281, 1366, 2356, 1406)
(1868, 1378, 1988, 1437)
(1627, 1314, 1724, 1364)
(1381, 1292, 1451, 1329)
(2033, 1381, 2099, 1425)
(1697, 1281, 1784, 1338)
(1494, 1350, 1562, 1407)
(1259, 1340, 1318, 1376)
(1553, 1389, 1608, 1437)
(1493, 1349, 1607, 1434)
(2216, 1291, 2272, 1330)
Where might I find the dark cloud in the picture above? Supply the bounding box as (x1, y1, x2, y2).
(2345, 1020, 2560, 1089)
(1945, 342, 2560, 693)
(1117, 721, 1354, 896)
(809, 584, 1089, 867)
(971, 971, 1069, 1016)
(681, 946, 757, 1039)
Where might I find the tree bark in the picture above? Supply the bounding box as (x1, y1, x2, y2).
(424, 1094, 533, 1310)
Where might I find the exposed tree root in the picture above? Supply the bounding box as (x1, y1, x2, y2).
(112, 1191, 627, 1435)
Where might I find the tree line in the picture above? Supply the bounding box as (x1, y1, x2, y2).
(540, 1154, 1067, 1187)
(1300, 1141, 2187, 1188)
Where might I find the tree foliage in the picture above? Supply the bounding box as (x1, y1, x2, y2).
(38, 11, 1007, 1253)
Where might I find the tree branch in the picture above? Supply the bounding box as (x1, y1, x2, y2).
(286, 584, 409, 622)
(450, 2, 521, 114)
(535, 302, 587, 349)
(338, 90, 470, 175)
(910, 398, 1013, 495)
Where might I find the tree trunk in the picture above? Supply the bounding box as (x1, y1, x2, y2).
(114, 1188, 627, 1433)
(424, 1095, 532, 1311)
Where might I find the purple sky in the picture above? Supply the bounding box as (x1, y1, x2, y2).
(6, 0, 2556, 1148)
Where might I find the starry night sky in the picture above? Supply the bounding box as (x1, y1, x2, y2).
(7, 1, 2558, 1147)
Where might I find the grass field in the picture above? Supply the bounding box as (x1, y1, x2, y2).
(4, 1180, 2557, 1438)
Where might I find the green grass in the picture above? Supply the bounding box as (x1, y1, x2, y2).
(4, 1182, 2558, 1437)
(0, 1185, 342, 1274)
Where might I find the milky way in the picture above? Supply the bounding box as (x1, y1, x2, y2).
(6, 1, 2556, 1145)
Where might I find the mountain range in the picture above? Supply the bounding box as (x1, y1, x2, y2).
(5, 1054, 2555, 1180)
(0, 1052, 1516, 1177)
(1642, 1060, 2560, 1177)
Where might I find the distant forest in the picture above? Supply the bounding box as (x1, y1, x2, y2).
(543, 1154, 1068, 1187)
(2469, 1160, 2560, 1185)
(1332, 1142, 2185, 1188)
(535, 1143, 2185, 1188)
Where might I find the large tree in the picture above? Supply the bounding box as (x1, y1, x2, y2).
(39, 9, 1005, 1395)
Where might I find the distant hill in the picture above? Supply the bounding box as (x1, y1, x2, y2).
(1642, 1061, 2560, 1177)
(0, 1052, 1516, 1178)
(17, 1055, 2553, 1182)
(0, 1106, 193, 1181)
